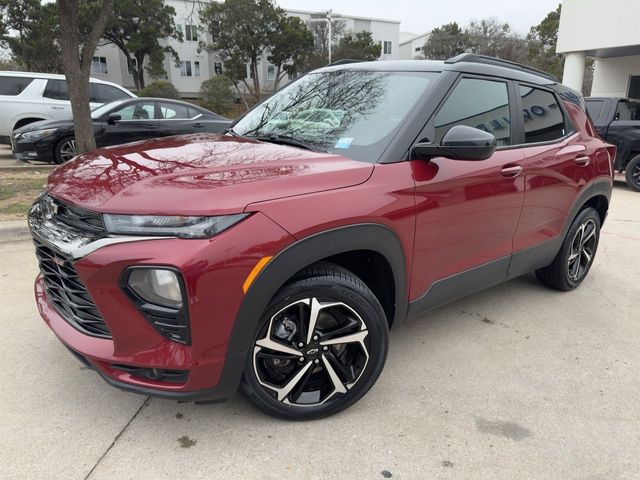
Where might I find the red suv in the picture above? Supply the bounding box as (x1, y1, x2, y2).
(29, 55, 614, 419)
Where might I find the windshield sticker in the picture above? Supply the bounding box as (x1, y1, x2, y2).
(334, 138, 353, 149)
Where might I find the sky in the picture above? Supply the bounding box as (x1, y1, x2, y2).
(279, 0, 561, 36)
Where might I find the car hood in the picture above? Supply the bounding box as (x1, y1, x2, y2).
(47, 134, 374, 215)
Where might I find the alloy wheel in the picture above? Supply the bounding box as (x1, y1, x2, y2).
(631, 163, 640, 187)
(59, 139, 77, 162)
(567, 218, 597, 281)
(252, 297, 370, 407)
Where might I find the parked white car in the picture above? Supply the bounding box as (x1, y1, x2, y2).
(0, 71, 136, 144)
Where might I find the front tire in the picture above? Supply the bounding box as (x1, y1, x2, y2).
(54, 137, 77, 164)
(240, 263, 389, 420)
(625, 155, 640, 192)
(535, 207, 601, 291)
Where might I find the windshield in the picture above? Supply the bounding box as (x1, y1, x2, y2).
(233, 70, 438, 162)
(91, 100, 128, 119)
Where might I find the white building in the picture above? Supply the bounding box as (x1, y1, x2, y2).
(92, 1, 400, 98)
(557, 0, 640, 98)
(398, 32, 430, 60)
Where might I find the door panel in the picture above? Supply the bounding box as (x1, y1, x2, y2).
(512, 89, 596, 253)
(98, 101, 158, 147)
(42, 80, 72, 119)
(410, 150, 525, 299)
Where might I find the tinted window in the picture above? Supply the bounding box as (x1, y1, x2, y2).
(615, 101, 633, 121)
(0, 76, 34, 96)
(519, 85, 566, 143)
(585, 100, 605, 121)
(159, 102, 190, 119)
(113, 101, 157, 120)
(93, 84, 129, 103)
(434, 78, 511, 146)
(43, 80, 70, 101)
(187, 106, 203, 118)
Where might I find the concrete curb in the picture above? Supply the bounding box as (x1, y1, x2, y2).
(0, 220, 30, 243)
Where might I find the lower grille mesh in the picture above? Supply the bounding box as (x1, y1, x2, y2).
(34, 238, 111, 338)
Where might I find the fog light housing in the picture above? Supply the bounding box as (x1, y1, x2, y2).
(128, 268, 182, 308)
(121, 267, 191, 344)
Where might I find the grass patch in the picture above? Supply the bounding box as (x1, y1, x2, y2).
(0, 201, 31, 216)
(0, 177, 47, 201)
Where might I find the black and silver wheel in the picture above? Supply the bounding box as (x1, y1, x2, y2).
(54, 137, 76, 164)
(625, 155, 640, 192)
(241, 263, 388, 420)
(536, 207, 601, 291)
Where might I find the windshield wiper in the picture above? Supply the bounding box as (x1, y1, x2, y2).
(249, 134, 324, 152)
(224, 127, 241, 137)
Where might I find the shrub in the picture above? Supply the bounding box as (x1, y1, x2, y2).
(200, 75, 235, 116)
(138, 80, 180, 99)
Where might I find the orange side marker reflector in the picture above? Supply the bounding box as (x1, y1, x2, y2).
(242, 256, 273, 293)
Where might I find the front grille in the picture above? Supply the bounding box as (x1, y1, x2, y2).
(42, 194, 106, 236)
(35, 238, 112, 339)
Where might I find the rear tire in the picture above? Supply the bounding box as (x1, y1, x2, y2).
(624, 155, 640, 192)
(535, 207, 601, 291)
(54, 137, 77, 164)
(240, 262, 388, 420)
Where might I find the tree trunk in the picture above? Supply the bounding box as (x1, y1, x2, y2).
(56, 0, 113, 155)
(136, 53, 146, 90)
(251, 59, 261, 102)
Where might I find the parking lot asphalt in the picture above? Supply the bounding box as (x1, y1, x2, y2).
(1, 182, 639, 480)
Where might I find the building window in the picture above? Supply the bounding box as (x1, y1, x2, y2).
(185, 24, 198, 42)
(267, 64, 276, 81)
(629, 76, 640, 100)
(194, 61, 200, 77)
(127, 58, 137, 75)
(92, 56, 108, 74)
(415, 46, 423, 52)
(383, 41, 392, 55)
(176, 24, 183, 37)
(180, 61, 192, 77)
(247, 64, 254, 79)
(214, 62, 223, 75)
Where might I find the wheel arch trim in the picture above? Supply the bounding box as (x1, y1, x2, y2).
(227, 223, 408, 359)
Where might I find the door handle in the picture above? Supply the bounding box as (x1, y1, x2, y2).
(574, 156, 590, 166)
(145, 125, 159, 130)
(51, 106, 65, 110)
(501, 165, 523, 178)
(193, 123, 204, 128)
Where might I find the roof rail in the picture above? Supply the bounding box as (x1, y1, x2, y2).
(328, 59, 366, 66)
(445, 53, 559, 82)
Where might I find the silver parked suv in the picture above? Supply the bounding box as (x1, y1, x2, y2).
(0, 71, 135, 144)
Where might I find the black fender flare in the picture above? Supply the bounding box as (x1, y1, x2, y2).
(561, 177, 612, 238)
(227, 223, 408, 359)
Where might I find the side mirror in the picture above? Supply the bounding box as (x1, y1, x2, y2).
(107, 113, 122, 125)
(412, 125, 497, 161)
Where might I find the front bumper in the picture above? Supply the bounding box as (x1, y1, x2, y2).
(12, 135, 54, 162)
(29, 200, 294, 401)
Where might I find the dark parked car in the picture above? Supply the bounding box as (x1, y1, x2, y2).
(585, 97, 640, 191)
(12, 97, 230, 163)
(29, 55, 614, 420)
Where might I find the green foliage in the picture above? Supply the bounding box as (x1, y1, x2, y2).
(103, 0, 181, 90)
(138, 80, 180, 99)
(333, 31, 381, 62)
(200, 75, 234, 115)
(200, 0, 311, 104)
(268, 15, 314, 88)
(0, 0, 64, 72)
(527, 4, 564, 79)
(423, 22, 468, 60)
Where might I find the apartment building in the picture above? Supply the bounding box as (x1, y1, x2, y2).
(91, 1, 401, 98)
(398, 32, 430, 60)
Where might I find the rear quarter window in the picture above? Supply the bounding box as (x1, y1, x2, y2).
(0, 76, 34, 96)
(43, 80, 70, 101)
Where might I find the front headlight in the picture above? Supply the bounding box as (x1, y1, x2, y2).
(103, 213, 249, 238)
(18, 128, 58, 141)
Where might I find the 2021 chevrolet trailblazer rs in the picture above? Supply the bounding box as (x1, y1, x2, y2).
(29, 55, 614, 419)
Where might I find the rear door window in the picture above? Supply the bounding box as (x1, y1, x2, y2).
(519, 85, 567, 143)
(159, 102, 191, 119)
(43, 80, 70, 101)
(0, 76, 34, 96)
(434, 77, 511, 146)
(113, 101, 157, 120)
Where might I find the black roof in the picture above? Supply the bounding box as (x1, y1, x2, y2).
(318, 54, 560, 87)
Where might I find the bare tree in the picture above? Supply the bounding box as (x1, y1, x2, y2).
(56, 0, 113, 155)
